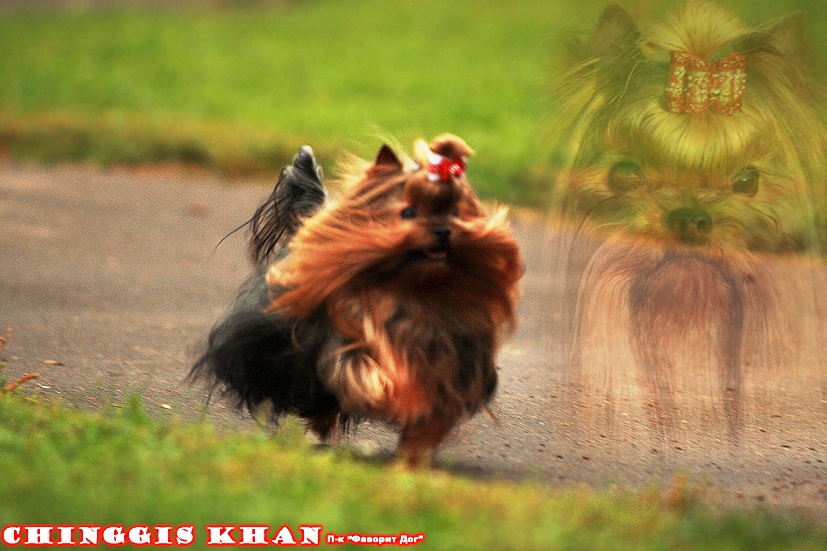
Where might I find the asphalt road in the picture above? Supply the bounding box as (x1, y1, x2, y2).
(2, 162, 827, 513)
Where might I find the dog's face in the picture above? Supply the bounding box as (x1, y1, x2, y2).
(562, 149, 813, 253)
(551, 1, 827, 254)
(338, 141, 492, 284)
(268, 135, 522, 324)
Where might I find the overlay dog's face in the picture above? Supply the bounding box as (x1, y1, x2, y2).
(552, 1, 827, 255)
(563, 151, 813, 254)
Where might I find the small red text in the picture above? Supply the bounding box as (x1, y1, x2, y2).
(325, 532, 426, 546)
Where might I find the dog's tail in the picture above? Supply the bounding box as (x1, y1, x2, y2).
(190, 146, 338, 426)
(247, 145, 326, 266)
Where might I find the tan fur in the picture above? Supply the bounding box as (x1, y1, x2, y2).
(551, 2, 827, 442)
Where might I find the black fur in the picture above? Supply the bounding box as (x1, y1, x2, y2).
(190, 146, 341, 427)
(248, 145, 326, 265)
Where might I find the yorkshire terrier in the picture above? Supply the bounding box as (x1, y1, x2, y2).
(550, 1, 827, 439)
(191, 135, 523, 466)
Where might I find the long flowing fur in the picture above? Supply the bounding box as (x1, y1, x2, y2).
(550, 1, 827, 442)
(192, 136, 523, 465)
(190, 147, 343, 434)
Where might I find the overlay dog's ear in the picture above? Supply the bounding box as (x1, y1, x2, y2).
(371, 144, 403, 173)
(752, 12, 808, 61)
(744, 12, 817, 97)
(748, 13, 811, 72)
(562, 2, 640, 69)
(588, 2, 640, 57)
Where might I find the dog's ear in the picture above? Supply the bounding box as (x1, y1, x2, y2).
(563, 2, 640, 68)
(588, 2, 639, 58)
(747, 12, 809, 64)
(372, 144, 403, 172)
(744, 12, 815, 94)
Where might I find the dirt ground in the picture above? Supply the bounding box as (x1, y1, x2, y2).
(2, 162, 827, 514)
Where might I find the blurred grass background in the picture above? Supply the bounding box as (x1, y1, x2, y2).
(1, 0, 825, 204)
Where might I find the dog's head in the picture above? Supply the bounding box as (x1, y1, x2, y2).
(268, 135, 522, 328)
(327, 134, 486, 280)
(550, 1, 827, 253)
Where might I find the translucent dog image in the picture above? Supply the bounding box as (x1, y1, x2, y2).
(550, 1, 827, 443)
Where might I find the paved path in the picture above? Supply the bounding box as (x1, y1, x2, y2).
(2, 163, 826, 513)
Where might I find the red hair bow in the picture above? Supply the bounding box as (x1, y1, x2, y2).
(666, 50, 747, 116)
(427, 152, 467, 182)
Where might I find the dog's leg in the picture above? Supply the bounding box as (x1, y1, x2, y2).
(397, 415, 457, 468)
(305, 412, 341, 442)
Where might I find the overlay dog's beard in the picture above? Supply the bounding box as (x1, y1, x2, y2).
(627, 250, 744, 438)
(564, 231, 827, 444)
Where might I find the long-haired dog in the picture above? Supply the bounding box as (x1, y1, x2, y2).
(550, 1, 827, 440)
(191, 135, 523, 466)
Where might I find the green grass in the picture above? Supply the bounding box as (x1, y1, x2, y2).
(2, 0, 826, 204)
(0, 392, 826, 550)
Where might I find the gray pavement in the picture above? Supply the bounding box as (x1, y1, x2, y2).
(2, 162, 827, 513)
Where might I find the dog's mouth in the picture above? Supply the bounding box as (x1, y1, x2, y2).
(401, 244, 450, 265)
(373, 244, 451, 279)
(424, 243, 449, 261)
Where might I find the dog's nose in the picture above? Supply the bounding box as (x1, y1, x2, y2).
(433, 226, 451, 246)
(666, 208, 713, 244)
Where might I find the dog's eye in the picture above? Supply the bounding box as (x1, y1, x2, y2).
(451, 208, 460, 217)
(732, 167, 759, 197)
(608, 160, 645, 193)
(400, 206, 418, 219)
